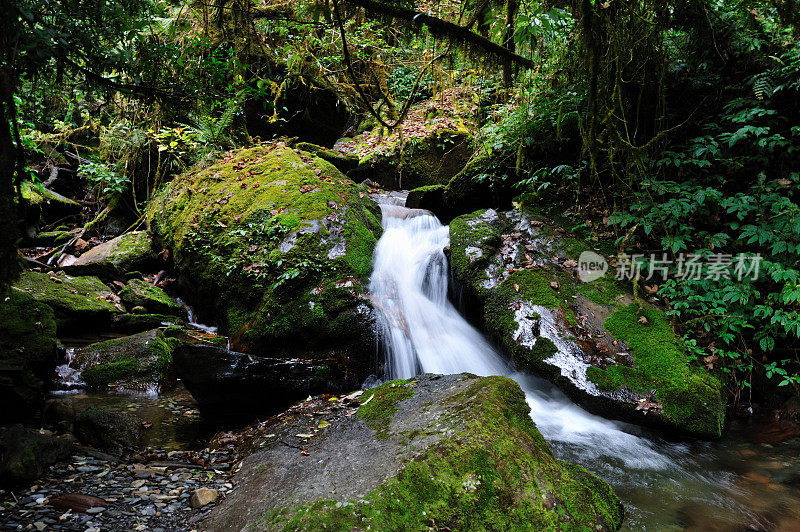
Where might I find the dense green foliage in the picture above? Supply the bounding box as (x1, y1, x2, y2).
(6, 0, 799, 405)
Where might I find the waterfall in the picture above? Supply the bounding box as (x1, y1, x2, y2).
(368, 204, 672, 469)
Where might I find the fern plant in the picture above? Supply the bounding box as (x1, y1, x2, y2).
(181, 97, 242, 153)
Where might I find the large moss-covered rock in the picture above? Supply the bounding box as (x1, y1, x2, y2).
(204, 374, 624, 530)
(147, 144, 382, 378)
(11, 271, 123, 331)
(69, 231, 158, 276)
(449, 208, 725, 439)
(71, 328, 181, 392)
(0, 289, 60, 423)
(119, 278, 185, 316)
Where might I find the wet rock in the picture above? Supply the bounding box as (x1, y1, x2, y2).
(449, 208, 726, 439)
(205, 374, 624, 530)
(74, 410, 144, 455)
(11, 271, 123, 331)
(68, 231, 158, 277)
(173, 344, 356, 422)
(189, 488, 217, 508)
(405, 183, 445, 212)
(110, 313, 187, 334)
(0, 289, 60, 422)
(71, 329, 181, 391)
(43, 397, 77, 429)
(118, 279, 185, 316)
(0, 425, 74, 486)
(147, 145, 381, 379)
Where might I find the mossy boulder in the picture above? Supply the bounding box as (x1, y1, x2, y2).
(11, 271, 123, 332)
(73, 409, 144, 455)
(0, 425, 74, 486)
(71, 328, 182, 392)
(119, 278, 185, 316)
(449, 208, 725, 439)
(69, 231, 158, 277)
(109, 312, 187, 334)
(0, 289, 60, 423)
(405, 183, 445, 213)
(348, 129, 472, 190)
(294, 142, 359, 174)
(147, 144, 382, 380)
(204, 374, 624, 531)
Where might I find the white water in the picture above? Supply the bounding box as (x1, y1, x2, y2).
(369, 204, 669, 467)
(367, 203, 760, 528)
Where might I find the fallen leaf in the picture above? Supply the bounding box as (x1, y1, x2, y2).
(550, 281, 559, 289)
(318, 420, 330, 429)
(637, 316, 648, 324)
(514, 283, 520, 292)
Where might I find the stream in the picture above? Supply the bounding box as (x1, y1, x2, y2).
(369, 201, 800, 530)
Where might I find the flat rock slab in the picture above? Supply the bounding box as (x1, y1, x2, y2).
(204, 373, 623, 531)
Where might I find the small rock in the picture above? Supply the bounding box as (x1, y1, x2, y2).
(189, 488, 218, 509)
(85, 507, 105, 514)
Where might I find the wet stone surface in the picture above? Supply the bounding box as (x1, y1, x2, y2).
(0, 449, 237, 531)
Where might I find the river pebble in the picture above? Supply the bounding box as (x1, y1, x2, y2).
(0, 448, 238, 531)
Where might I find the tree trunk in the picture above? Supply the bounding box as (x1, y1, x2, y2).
(0, 79, 20, 286)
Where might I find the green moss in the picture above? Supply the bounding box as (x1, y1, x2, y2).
(293, 142, 359, 173)
(74, 329, 184, 389)
(356, 379, 415, 439)
(259, 376, 623, 531)
(448, 211, 501, 295)
(20, 181, 80, 209)
(147, 145, 381, 352)
(12, 272, 121, 329)
(0, 289, 59, 421)
(81, 360, 137, 387)
(119, 278, 184, 315)
(442, 155, 494, 215)
(587, 304, 725, 438)
(577, 276, 625, 307)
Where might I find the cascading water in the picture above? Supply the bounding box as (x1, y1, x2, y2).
(368, 202, 781, 530)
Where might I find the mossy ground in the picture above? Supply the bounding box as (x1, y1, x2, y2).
(257, 376, 623, 531)
(586, 304, 725, 437)
(147, 144, 382, 355)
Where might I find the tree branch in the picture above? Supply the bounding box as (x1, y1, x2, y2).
(342, 0, 536, 69)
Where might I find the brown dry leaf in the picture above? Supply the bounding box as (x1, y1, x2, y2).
(563, 259, 578, 268)
(638, 316, 649, 324)
(644, 284, 659, 294)
(514, 283, 520, 292)
(550, 281, 559, 289)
